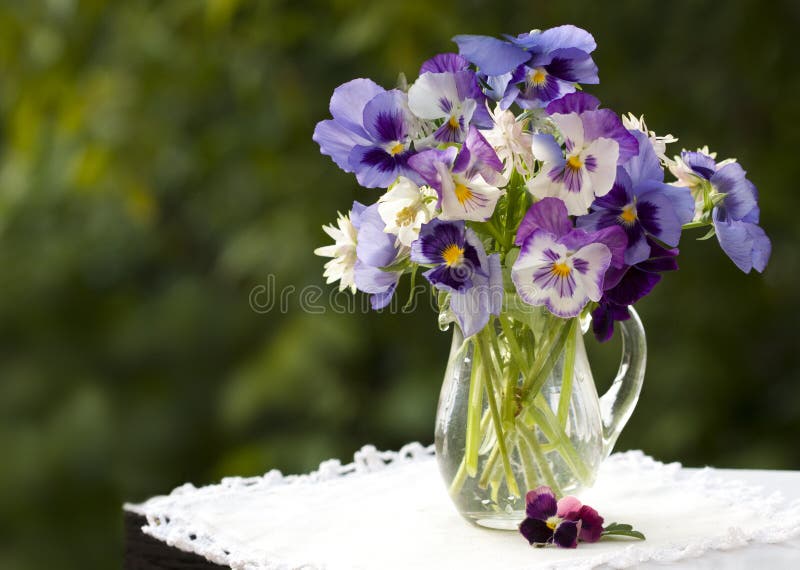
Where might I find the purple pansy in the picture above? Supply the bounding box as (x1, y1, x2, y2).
(454, 25, 599, 109)
(408, 126, 504, 221)
(527, 94, 639, 216)
(407, 70, 492, 143)
(512, 199, 627, 318)
(674, 151, 771, 274)
(352, 202, 403, 309)
(313, 79, 424, 188)
(591, 239, 679, 341)
(519, 486, 580, 548)
(411, 219, 502, 337)
(577, 130, 695, 265)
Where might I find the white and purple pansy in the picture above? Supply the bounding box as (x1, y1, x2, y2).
(407, 69, 492, 144)
(454, 25, 599, 110)
(411, 219, 502, 337)
(512, 198, 626, 318)
(527, 93, 639, 216)
(313, 78, 424, 189)
(352, 202, 405, 309)
(408, 126, 505, 221)
(577, 130, 695, 265)
(671, 150, 771, 273)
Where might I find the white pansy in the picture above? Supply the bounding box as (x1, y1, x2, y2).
(622, 113, 678, 167)
(481, 104, 534, 181)
(378, 177, 438, 247)
(314, 210, 359, 292)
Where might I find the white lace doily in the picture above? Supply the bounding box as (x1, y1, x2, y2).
(126, 444, 800, 570)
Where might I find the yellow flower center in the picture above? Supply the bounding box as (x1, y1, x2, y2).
(620, 204, 638, 224)
(552, 262, 571, 278)
(448, 115, 460, 129)
(442, 244, 464, 267)
(566, 155, 583, 170)
(395, 205, 416, 227)
(389, 142, 405, 156)
(545, 516, 561, 531)
(454, 182, 473, 205)
(530, 68, 547, 85)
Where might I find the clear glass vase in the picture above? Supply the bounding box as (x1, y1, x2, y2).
(434, 303, 646, 529)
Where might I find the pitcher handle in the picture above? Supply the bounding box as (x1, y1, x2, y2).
(599, 306, 647, 457)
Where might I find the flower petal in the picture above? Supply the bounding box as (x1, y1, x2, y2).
(519, 517, 554, 546)
(711, 162, 759, 222)
(408, 72, 459, 120)
(362, 90, 409, 143)
(545, 92, 601, 115)
(516, 197, 573, 245)
(453, 35, 530, 76)
(420, 53, 470, 74)
(525, 486, 558, 520)
(713, 209, 771, 273)
(556, 496, 583, 519)
(553, 520, 579, 548)
(329, 78, 384, 133)
(577, 505, 604, 543)
(313, 119, 370, 172)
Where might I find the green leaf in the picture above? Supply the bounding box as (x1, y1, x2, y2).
(602, 529, 646, 540)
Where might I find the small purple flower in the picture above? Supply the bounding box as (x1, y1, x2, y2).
(454, 25, 599, 109)
(519, 486, 580, 548)
(527, 94, 639, 216)
(313, 79, 423, 188)
(408, 126, 504, 221)
(411, 219, 484, 291)
(672, 151, 771, 274)
(352, 202, 403, 309)
(407, 70, 492, 143)
(411, 219, 502, 337)
(577, 130, 695, 265)
(512, 199, 627, 318)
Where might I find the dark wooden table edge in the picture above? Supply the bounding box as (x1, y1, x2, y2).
(124, 511, 229, 570)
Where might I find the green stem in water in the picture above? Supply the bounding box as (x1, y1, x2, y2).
(527, 397, 592, 486)
(465, 343, 484, 478)
(476, 328, 520, 498)
(517, 418, 563, 497)
(557, 319, 578, 428)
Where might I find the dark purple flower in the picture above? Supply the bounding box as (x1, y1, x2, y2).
(672, 151, 771, 274)
(411, 219, 502, 337)
(313, 79, 423, 188)
(577, 130, 695, 265)
(352, 202, 403, 309)
(591, 239, 679, 342)
(454, 25, 599, 109)
(519, 486, 580, 548)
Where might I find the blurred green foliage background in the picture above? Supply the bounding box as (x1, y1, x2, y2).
(0, 0, 798, 568)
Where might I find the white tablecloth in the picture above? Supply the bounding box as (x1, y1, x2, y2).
(126, 444, 800, 569)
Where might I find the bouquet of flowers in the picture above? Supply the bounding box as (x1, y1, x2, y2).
(312, 25, 771, 535)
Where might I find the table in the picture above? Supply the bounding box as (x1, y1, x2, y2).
(124, 445, 800, 569)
